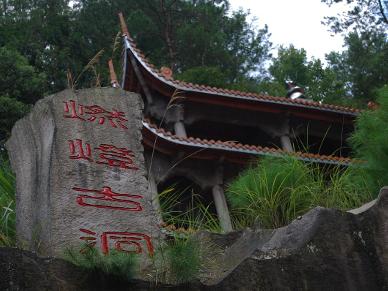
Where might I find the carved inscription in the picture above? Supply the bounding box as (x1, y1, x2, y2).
(62, 97, 153, 257)
(68, 139, 139, 170)
(73, 186, 143, 211)
(64, 100, 128, 129)
(80, 228, 154, 256)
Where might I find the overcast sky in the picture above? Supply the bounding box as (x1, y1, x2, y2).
(228, 0, 347, 62)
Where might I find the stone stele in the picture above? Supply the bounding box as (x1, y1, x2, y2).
(6, 88, 162, 266)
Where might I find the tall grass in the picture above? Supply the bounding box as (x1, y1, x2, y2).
(158, 186, 221, 233)
(162, 237, 202, 284)
(150, 235, 220, 285)
(227, 155, 372, 229)
(0, 158, 16, 246)
(64, 245, 138, 281)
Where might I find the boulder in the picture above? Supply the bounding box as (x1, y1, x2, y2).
(6, 88, 162, 270)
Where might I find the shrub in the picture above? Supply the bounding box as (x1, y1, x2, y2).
(349, 86, 388, 195)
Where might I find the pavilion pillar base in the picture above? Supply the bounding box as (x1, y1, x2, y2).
(212, 184, 233, 233)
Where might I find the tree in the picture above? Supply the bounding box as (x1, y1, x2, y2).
(264, 45, 348, 104)
(321, 0, 388, 33)
(0, 47, 46, 104)
(326, 30, 388, 104)
(349, 86, 388, 195)
(0, 47, 44, 141)
(71, 0, 272, 89)
(0, 0, 73, 93)
(0, 96, 29, 142)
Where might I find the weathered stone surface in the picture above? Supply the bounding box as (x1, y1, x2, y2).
(6, 88, 161, 266)
(2, 188, 388, 290)
(0, 247, 191, 291)
(199, 187, 388, 290)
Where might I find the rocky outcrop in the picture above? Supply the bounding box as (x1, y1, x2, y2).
(201, 186, 388, 291)
(2, 187, 388, 290)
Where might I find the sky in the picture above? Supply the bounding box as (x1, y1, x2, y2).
(228, 0, 347, 62)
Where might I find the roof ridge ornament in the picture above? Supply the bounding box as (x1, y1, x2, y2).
(118, 12, 129, 37)
(160, 66, 173, 80)
(285, 80, 305, 100)
(108, 59, 120, 88)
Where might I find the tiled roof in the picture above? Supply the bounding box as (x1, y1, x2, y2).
(123, 35, 360, 116)
(142, 119, 354, 166)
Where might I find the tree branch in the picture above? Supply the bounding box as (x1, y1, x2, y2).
(377, 0, 388, 24)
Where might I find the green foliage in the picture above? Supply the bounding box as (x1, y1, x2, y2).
(324, 30, 388, 106)
(64, 246, 137, 281)
(177, 66, 228, 88)
(313, 166, 372, 209)
(267, 45, 349, 104)
(0, 47, 46, 104)
(0, 0, 272, 92)
(160, 237, 202, 284)
(321, 0, 388, 33)
(0, 158, 16, 246)
(343, 31, 388, 102)
(349, 86, 388, 194)
(0, 95, 30, 142)
(227, 156, 319, 228)
(227, 155, 372, 229)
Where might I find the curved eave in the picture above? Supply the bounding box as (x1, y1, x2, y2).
(142, 120, 354, 166)
(123, 36, 360, 122)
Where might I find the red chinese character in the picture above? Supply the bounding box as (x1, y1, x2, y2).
(63, 100, 128, 129)
(73, 186, 143, 211)
(95, 144, 138, 170)
(101, 232, 154, 256)
(83, 105, 128, 129)
(63, 100, 85, 120)
(79, 229, 154, 256)
(68, 139, 93, 161)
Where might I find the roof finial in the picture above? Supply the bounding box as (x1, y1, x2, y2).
(285, 80, 305, 100)
(118, 12, 129, 37)
(108, 59, 120, 88)
(160, 66, 173, 80)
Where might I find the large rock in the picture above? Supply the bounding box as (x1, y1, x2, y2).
(2, 188, 388, 290)
(6, 88, 161, 267)
(199, 187, 388, 290)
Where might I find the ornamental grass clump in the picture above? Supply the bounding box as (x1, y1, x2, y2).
(315, 166, 373, 210)
(227, 155, 321, 229)
(0, 158, 16, 246)
(226, 155, 373, 229)
(163, 237, 202, 284)
(64, 246, 138, 281)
